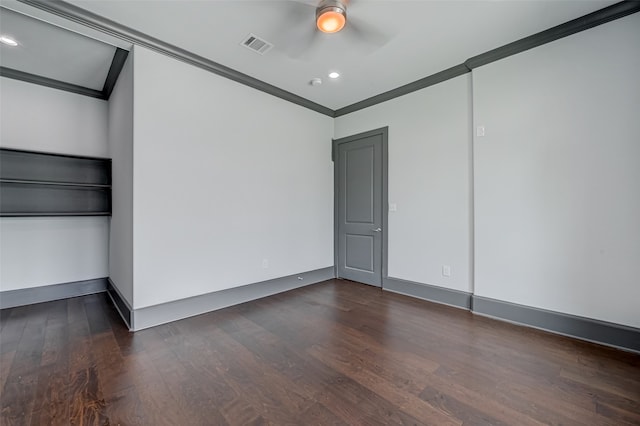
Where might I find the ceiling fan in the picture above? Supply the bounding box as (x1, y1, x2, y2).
(274, 0, 390, 60)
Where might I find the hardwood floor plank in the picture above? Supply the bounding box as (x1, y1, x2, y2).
(0, 351, 16, 398)
(66, 297, 93, 374)
(29, 402, 69, 426)
(1, 304, 50, 426)
(560, 366, 640, 401)
(592, 389, 640, 421)
(431, 364, 595, 426)
(30, 362, 69, 426)
(595, 400, 640, 426)
(172, 342, 239, 409)
(103, 385, 146, 425)
(134, 380, 192, 426)
(257, 305, 440, 395)
(150, 347, 229, 425)
(1, 371, 38, 426)
(92, 332, 149, 398)
(0, 279, 638, 425)
(417, 370, 547, 426)
(418, 384, 507, 426)
(308, 342, 460, 425)
(40, 316, 68, 368)
(32, 299, 70, 419)
(0, 309, 13, 330)
(312, 373, 432, 426)
(215, 312, 341, 392)
(68, 366, 108, 426)
(83, 296, 111, 336)
(0, 308, 28, 355)
(200, 327, 315, 424)
(295, 401, 348, 426)
(219, 398, 266, 426)
(31, 363, 68, 418)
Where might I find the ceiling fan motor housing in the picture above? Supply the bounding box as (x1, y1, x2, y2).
(316, 0, 347, 18)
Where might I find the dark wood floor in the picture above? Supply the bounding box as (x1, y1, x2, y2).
(1, 280, 639, 425)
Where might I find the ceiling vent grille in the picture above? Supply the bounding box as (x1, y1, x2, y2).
(241, 34, 273, 55)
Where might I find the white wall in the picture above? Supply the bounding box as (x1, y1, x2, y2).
(132, 46, 334, 309)
(0, 218, 109, 291)
(0, 77, 109, 291)
(107, 52, 134, 306)
(473, 13, 640, 328)
(0, 77, 108, 157)
(334, 75, 472, 293)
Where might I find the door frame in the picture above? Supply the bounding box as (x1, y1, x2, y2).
(332, 126, 389, 287)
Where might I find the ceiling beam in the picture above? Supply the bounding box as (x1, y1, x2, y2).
(0, 66, 104, 99)
(102, 48, 129, 100)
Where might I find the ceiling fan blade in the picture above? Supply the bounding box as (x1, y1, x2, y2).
(270, 0, 319, 59)
(284, 27, 322, 60)
(281, 0, 316, 20)
(345, 16, 392, 51)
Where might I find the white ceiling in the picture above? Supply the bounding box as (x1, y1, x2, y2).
(3, 1, 618, 109)
(0, 7, 116, 90)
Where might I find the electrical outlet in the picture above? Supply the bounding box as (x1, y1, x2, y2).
(442, 265, 451, 277)
(262, 259, 269, 268)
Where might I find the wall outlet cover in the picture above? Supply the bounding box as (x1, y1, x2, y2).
(442, 265, 451, 277)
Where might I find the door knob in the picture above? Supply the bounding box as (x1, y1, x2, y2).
(372, 228, 382, 232)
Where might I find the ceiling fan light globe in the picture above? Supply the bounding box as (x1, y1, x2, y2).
(317, 9, 346, 33)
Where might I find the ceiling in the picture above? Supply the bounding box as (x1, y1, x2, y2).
(1, 0, 618, 110)
(0, 7, 116, 91)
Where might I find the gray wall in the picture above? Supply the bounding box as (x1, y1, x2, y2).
(0, 77, 109, 292)
(131, 46, 334, 309)
(107, 51, 134, 306)
(335, 75, 473, 294)
(472, 12, 640, 328)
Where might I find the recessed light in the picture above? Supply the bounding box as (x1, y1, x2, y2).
(0, 36, 18, 47)
(328, 72, 340, 79)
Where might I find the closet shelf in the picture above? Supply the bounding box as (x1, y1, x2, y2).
(0, 178, 111, 188)
(0, 148, 112, 216)
(0, 212, 112, 217)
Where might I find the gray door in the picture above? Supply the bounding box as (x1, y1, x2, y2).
(334, 128, 387, 287)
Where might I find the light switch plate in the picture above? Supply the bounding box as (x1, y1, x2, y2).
(389, 203, 397, 212)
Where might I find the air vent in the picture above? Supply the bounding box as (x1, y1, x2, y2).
(241, 33, 273, 55)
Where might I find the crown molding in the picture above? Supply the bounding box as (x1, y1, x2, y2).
(14, 0, 640, 117)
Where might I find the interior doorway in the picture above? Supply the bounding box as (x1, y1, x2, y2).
(333, 127, 388, 287)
